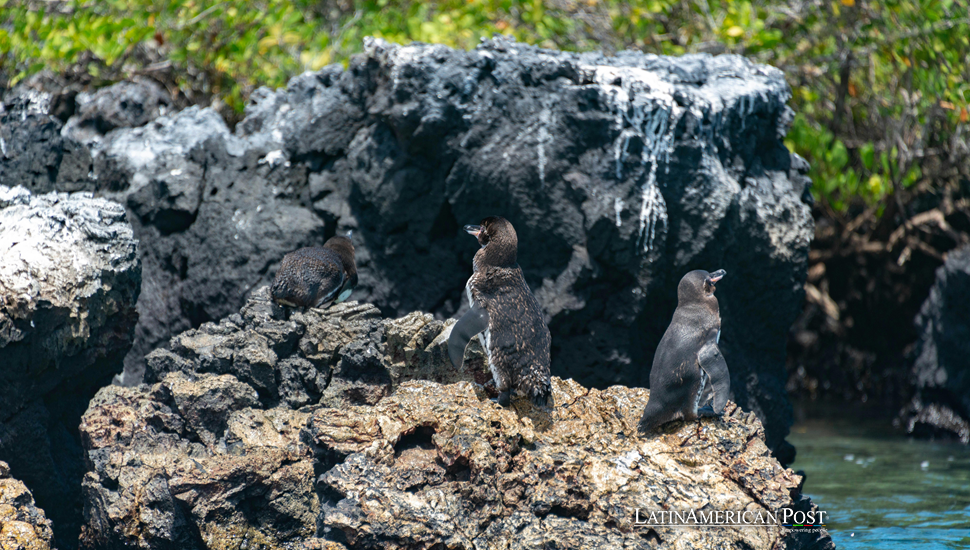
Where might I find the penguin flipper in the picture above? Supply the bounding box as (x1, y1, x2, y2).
(335, 272, 359, 303)
(698, 342, 730, 414)
(311, 271, 345, 309)
(448, 303, 490, 369)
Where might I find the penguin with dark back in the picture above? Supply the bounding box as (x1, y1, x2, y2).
(448, 216, 552, 407)
(638, 269, 730, 436)
(271, 233, 358, 309)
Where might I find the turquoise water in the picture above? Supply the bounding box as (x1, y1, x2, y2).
(789, 413, 970, 549)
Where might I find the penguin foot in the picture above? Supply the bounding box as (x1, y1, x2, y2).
(638, 417, 673, 437)
(530, 390, 550, 408)
(697, 405, 722, 418)
(490, 391, 511, 407)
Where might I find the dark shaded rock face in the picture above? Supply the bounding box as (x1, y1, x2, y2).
(0, 185, 140, 549)
(899, 245, 970, 443)
(1, 38, 812, 461)
(80, 290, 832, 549)
(0, 90, 94, 193)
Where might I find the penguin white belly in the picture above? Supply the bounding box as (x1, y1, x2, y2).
(692, 368, 708, 415)
(479, 329, 499, 380)
(465, 278, 474, 310)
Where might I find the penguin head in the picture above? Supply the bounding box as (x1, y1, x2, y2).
(678, 269, 726, 305)
(464, 216, 518, 268)
(323, 235, 357, 280)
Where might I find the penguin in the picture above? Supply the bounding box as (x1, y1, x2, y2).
(448, 216, 552, 407)
(638, 269, 730, 435)
(271, 233, 358, 309)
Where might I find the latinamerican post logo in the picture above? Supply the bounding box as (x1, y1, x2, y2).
(634, 508, 827, 531)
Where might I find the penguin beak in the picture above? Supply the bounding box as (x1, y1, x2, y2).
(708, 269, 726, 285)
(464, 224, 482, 237)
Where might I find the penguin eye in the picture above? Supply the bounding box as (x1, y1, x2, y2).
(479, 231, 490, 246)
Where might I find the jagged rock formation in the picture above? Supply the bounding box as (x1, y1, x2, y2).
(898, 245, 970, 443)
(62, 78, 172, 147)
(140, 287, 489, 411)
(0, 185, 140, 549)
(80, 290, 831, 549)
(0, 461, 55, 550)
(0, 38, 812, 461)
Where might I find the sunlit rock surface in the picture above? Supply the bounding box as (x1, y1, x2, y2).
(0, 461, 55, 550)
(0, 185, 140, 549)
(899, 245, 970, 443)
(80, 291, 831, 549)
(0, 38, 811, 461)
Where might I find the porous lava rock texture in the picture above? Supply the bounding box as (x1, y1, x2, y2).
(79, 291, 831, 550)
(0, 461, 55, 550)
(0, 38, 813, 461)
(0, 185, 140, 548)
(899, 245, 970, 443)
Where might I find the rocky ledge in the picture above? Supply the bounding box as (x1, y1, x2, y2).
(80, 290, 832, 549)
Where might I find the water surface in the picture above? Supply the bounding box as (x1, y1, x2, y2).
(789, 411, 970, 549)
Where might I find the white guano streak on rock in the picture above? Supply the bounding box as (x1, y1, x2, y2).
(585, 65, 680, 254)
(537, 107, 552, 188)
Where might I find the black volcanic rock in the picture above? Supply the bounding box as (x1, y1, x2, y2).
(61, 78, 172, 147)
(0, 90, 94, 193)
(899, 245, 970, 442)
(0, 38, 812, 461)
(0, 185, 140, 549)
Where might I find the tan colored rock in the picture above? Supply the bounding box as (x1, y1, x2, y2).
(306, 378, 828, 549)
(80, 380, 317, 550)
(0, 461, 55, 550)
(81, 290, 830, 549)
(385, 312, 488, 387)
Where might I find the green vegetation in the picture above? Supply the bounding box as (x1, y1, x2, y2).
(1, 0, 968, 214)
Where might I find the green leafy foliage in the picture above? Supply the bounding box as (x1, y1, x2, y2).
(1, 0, 967, 212)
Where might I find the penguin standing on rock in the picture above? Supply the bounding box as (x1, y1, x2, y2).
(271, 233, 357, 309)
(638, 269, 730, 436)
(448, 216, 552, 407)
